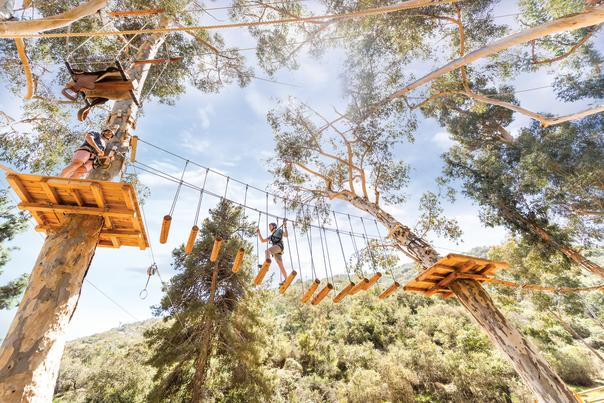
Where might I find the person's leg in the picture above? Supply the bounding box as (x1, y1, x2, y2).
(264, 247, 271, 262)
(71, 160, 93, 179)
(60, 150, 90, 178)
(273, 249, 287, 280)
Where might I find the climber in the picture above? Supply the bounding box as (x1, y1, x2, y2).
(59, 127, 116, 179)
(257, 219, 289, 283)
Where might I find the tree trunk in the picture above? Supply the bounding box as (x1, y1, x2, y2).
(333, 191, 577, 402)
(391, 4, 604, 97)
(450, 280, 577, 403)
(0, 215, 103, 402)
(552, 311, 604, 365)
(497, 202, 604, 279)
(0, 0, 106, 36)
(191, 266, 219, 403)
(0, 26, 167, 402)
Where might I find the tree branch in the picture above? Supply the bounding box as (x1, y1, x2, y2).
(391, 4, 604, 97)
(531, 29, 595, 65)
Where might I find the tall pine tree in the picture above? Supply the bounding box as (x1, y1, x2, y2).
(145, 200, 272, 402)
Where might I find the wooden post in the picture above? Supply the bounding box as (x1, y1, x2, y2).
(231, 248, 245, 273)
(333, 282, 354, 303)
(185, 225, 199, 255)
(0, 21, 169, 401)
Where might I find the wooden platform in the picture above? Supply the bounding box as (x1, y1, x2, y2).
(6, 172, 149, 250)
(403, 254, 509, 298)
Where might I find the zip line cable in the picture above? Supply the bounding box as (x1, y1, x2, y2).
(132, 160, 383, 240)
(4, 1, 461, 39)
(134, 137, 380, 223)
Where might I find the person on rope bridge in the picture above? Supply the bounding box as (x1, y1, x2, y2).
(257, 219, 289, 284)
(59, 127, 116, 179)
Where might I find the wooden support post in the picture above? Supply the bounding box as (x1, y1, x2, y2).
(185, 225, 199, 255)
(254, 259, 270, 285)
(300, 279, 320, 304)
(378, 281, 400, 300)
(333, 282, 354, 303)
(231, 248, 245, 273)
(209, 238, 222, 262)
(159, 215, 171, 244)
(129, 135, 138, 162)
(279, 270, 297, 294)
(311, 283, 333, 305)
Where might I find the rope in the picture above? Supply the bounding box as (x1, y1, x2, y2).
(360, 217, 378, 274)
(132, 160, 380, 240)
(240, 185, 249, 238)
(321, 224, 335, 286)
(257, 211, 262, 266)
(135, 137, 391, 223)
(333, 211, 352, 283)
(6, 1, 461, 39)
(291, 221, 304, 288)
(168, 160, 189, 216)
(347, 214, 363, 278)
(194, 168, 210, 227)
(285, 207, 294, 276)
(306, 225, 318, 279)
(477, 276, 604, 293)
(315, 210, 330, 282)
(374, 219, 397, 282)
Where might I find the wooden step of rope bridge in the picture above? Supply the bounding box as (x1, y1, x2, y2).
(404, 254, 509, 298)
(5, 172, 149, 250)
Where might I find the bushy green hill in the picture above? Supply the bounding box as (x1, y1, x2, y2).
(54, 247, 604, 402)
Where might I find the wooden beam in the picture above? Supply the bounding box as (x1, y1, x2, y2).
(40, 180, 60, 205)
(70, 189, 83, 206)
(18, 202, 134, 217)
(6, 174, 32, 202)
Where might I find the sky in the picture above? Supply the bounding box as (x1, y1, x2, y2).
(0, 0, 602, 340)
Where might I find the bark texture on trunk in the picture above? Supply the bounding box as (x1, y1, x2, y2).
(0, 24, 167, 402)
(450, 280, 577, 403)
(331, 191, 577, 402)
(0, 215, 103, 402)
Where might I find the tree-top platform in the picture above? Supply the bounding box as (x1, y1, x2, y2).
(403, 253, 509, 298)
(5, 172, 149, 250)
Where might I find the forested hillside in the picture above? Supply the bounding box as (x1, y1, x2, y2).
(55, 246, 604, 402)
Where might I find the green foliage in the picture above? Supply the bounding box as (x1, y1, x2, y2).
(145, 200, 273, 402)
(56, 244, 604, 402)
(0, 189, 28, 310)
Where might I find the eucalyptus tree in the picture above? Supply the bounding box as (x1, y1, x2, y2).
(0, 1, 253, 400)
(266, 93, 576, 400)
(417, 0, 604, 279)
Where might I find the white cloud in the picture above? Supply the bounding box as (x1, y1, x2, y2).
(180, 130, 211, 154)
(197, 104, 214, 129)
(431, 131, 454, 150)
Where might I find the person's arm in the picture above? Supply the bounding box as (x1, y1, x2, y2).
(256, 228, 267, 243)
(85, 133, 103, 155)
(282, 219, 288, 237)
